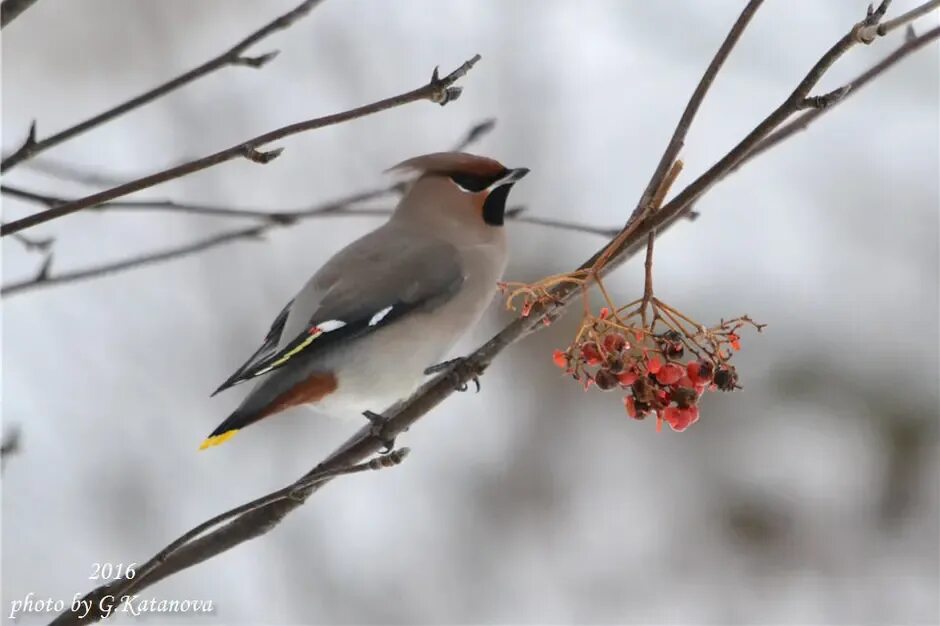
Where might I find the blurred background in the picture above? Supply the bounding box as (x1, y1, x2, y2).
(2, 1, 938, 624)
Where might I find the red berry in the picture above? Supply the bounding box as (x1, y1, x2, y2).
(663, 406, 680, 429)
(664, 406, 699, 432)
(552, 350, 568, 369)
(617, 370, 638, 386)
(655, 363, 684, 385)
(647, 356, 663, 374)
(581, 342, 603, 366)
(603, 333, 627, 354)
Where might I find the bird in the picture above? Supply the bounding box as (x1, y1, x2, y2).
(200, 152, 529, 449)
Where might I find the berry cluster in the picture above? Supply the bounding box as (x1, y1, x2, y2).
(548, 304, 761, 433)
(496, 157, 761, 432)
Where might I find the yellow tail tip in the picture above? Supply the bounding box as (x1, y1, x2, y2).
(199, 429, 239, 450)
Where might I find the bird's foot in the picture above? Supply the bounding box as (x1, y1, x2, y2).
(424, 357, 483, 393)
(362, 410, 396, 453)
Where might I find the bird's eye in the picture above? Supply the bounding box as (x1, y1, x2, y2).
(449, 173, 490, 193)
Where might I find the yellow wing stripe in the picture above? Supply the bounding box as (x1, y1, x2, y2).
(253, 329, 324, 378)
(199, 429, 239, 450)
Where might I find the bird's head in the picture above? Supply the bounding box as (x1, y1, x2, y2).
(388, 152, 529, 228)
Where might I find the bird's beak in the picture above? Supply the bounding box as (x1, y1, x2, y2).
(499, 167, 530, 185)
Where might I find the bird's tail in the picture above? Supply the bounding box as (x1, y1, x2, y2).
(199, 408, 259, 450)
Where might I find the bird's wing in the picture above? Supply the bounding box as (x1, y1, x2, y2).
(211, 299, 293, 396)
(212, 228, 464, 395)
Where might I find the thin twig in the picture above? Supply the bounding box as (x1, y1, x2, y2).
(8, 230, 54, 253)
(3, 184, 617, 238)
(856, 0, 938, 41)
(452, 118, 497, 151)
(1, 118, 616, 296)
(639, 1, 897, 231)
(732, 24, 940, 175)
(0, 0, 325, 172)
(21, 158, 134, 187)
(0, 206, 618, 297)
(1, 182, 397, 222)
(1, 55, 482, 237)
(629, 0, 764, 223)
(1, 225, 267, 297)
(0, 0, 38, 29)
(51, 3, 939, 624)
(0, 426, 21, 471)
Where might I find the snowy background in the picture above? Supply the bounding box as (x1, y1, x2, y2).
(2, 1, 938, 624)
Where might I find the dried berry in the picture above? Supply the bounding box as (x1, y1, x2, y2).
(660, 330, 682, 343)
(669, 387, 698, 409)
(606, 355, 625, 374)
(594, 369, 619, 391)
(664, 342, 685, 359)
(713, 365, 738, 391)
(631, 377, 654, 403)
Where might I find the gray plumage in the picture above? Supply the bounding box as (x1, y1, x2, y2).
(204, 152, 527, 447)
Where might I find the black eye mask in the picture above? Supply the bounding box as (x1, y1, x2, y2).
(449, 170, 508, 193)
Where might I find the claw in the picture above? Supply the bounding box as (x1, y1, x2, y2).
(425, 358, 483, 393)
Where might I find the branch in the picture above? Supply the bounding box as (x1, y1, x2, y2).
(49, 448, 411, 626)
(0, 55, 482, 237)
(629, 0, 765, 222)
(0, 425, 21, 471)
(728, 24, 940, 176)
(1, 182, 398, 221)
(20, 158, 133, 187)
(0, 205, 618, 297)
(52, 3, 940, 623)
(0, 0, 324, 171)
(2, 118, 616, 296)
(1, 224, 267, 297)
(0, 0, 38, 29)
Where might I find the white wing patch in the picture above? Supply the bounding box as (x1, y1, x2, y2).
(317, 319, 347, 332)
(368, 306, 394, 326)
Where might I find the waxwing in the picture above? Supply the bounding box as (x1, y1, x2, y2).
(201, 152, 529, 449)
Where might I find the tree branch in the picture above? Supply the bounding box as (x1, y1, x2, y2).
(0, 205, 617, 297)
(50, 2, 939, 624)
(0, 0, 38, 29)
(1, 224, 267, 297)
(2, 118, 617, 296)
(629, 0, 764, 222)
(0, 55, 482, 237)
(0, 0, 324, 172)
(729, 24, 940, 175)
